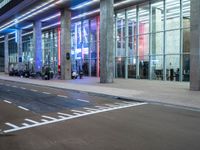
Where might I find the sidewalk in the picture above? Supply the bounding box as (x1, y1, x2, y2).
(0, 73, 200, 110)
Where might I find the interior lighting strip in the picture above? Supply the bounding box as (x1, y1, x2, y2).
(70, 0, 100, 10)
(0, 0, 68, 32)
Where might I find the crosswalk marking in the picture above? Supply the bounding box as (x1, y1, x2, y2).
(24, 119, 39, 124)
(83, 107, 98, 111)
(95, 106, 109, 109)
(41, 119, 48, 122)
(57, 112, 73, 117)
(22, 123, 29, 126)
(3, 102, 147, 134)
(5, 123, 19, 128)
(42, 116, 56, 120)
(58, 116, 66, 119)
(71, 110, 86, 114)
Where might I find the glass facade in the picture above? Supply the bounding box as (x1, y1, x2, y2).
(22, 34, 34, 71)
(42, 29, 58, 73)
(0, 0, 191, 82)
(115, 0, 190, 81)
(71, 16, 100, 77)
(0, 41, 4, 71)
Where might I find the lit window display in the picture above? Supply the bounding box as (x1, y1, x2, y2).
(71, 16, 99, 77)
(115, 0, 190, 81)
(2, 0, 190, 82)
(42, 29, 58, 73)
(8, 39, 17, 64)
(22, 34, 34, 71)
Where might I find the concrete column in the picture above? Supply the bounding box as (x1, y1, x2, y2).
(4, 35, 9, 73)
(190, 0, 200, 91)
(33, 20, 42, 72)
(17, 29, 23, 70)
(100, 0, 114, 83)
(60, 9, 71, 80)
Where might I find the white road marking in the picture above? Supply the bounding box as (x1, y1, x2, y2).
(42, 116, 56, 120)
(57, 95, 68, 98)
(42, 92, 50, 95)
(3, 100, 12, 104)
(12, 85, 17, 88)
(18, 106, 29, 111)
(115, 102, 128, 105)
(3, 102, 147, 133)
(83, 107, 98, 112)
(5, 123, 19, 128)
(73, 112, 82, 115)
(30, 89, 38, 92)
(105, 104, 119, 107)
(20, 87, 26, 90)
(5, 84, 10, 86)
(122, 101, 133, 104)
(41, 119, 48, 122)
(22, 123, 29, 126)
(95, 106, 109, 109)
(71, 110, 86, 114)
(24, 119, 39, 124)
(57, 112, 73, 117)
(58, 116, 66, 119)
(76, 99, 90, 103)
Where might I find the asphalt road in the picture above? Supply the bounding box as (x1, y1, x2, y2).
(0, 79, 200, 150)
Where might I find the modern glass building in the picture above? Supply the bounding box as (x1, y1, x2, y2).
(0, 0, 199, 90)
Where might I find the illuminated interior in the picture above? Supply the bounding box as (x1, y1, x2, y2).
(0, 0, 191, 81)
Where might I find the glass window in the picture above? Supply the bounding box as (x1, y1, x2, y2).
(8, 39, 17, 64)
(166, 0, 180, 30)
(0, 42, 4, 72)
(90, 18, 97, 42)
(116, 11, 125, 39)
(22, 35, 34, 69)
(151, 0, 164, 32)
(139, 55, 149, 79)
(165, 30, 180, 54)
(139, 34, 149, 56)
(115, 57, 125, 78)
(183, 0, 190, 28)
(82, 20, 89, 59)
(183, 28, 190, 53)
(139, 3, 150, 34)
(166, 55, 180, 81)
(127, 8, 137, 57)
(182, 54, 190, 81)
(152, 32, 164, 55)
(151, 55, 163, 80)
(116, 38, 126, 57)
(128, 57, 137, 78)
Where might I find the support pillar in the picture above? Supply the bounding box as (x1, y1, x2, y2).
(17, 29, 23, 70)
(190, 0, 200, 90)
(60, 9, 71, 80)
(33, 20, 42, 72)
(100, 0, 114, 83)
(4, 35, 9, 73)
